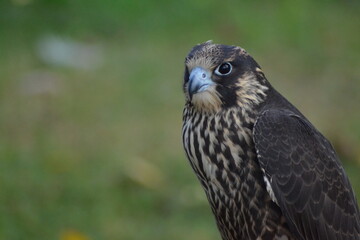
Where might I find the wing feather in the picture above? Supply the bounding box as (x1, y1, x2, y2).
(253, 109, 360, 240)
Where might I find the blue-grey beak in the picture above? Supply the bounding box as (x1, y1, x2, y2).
(188, 67, 214, 100)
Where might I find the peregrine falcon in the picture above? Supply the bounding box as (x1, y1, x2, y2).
(182, 41, 360, 240)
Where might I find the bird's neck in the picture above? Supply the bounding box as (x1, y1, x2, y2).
(182, 105, 268, 240)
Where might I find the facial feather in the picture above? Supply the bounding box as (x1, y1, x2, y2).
(184, 42, 269, 114)
(191, 85, 222, 113)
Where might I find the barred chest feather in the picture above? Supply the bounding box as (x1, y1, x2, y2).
(182, 106, 294, 240)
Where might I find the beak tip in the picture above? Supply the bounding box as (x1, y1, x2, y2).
(188, 67, 213, 100)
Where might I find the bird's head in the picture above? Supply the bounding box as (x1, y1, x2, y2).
(183, 41, 270, 113)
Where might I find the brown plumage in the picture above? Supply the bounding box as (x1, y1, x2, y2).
(182, 41, 360, 240)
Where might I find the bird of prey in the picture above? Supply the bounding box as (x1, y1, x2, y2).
(182, 41, 360, 240)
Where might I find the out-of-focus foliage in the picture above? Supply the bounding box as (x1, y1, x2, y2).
(0, 0, 359, 239)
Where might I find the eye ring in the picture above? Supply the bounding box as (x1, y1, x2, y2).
(214, 62, 232, 76)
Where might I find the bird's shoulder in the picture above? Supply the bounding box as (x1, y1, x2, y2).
(252, 104, 360, 240)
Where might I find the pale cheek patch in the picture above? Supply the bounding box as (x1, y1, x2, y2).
(235, 73, 269, 108)
(191, 85, 222, 113)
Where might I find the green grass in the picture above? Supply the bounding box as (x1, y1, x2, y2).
(0, 0, 360, 239)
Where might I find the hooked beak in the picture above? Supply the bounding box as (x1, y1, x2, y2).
(188, 67, 214, 100)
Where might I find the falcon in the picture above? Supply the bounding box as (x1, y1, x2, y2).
(182, 41, 360, 240)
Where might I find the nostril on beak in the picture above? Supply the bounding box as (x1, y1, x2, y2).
(188, 67, 213, 100)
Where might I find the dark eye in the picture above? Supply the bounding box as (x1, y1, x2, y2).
(215, 62, 232, 76)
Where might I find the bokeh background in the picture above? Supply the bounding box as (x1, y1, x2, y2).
(1, 0, 360, 239)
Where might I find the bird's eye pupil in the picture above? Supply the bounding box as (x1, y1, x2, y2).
(219, 63, 230, 74)
(215, 62, 232, 76)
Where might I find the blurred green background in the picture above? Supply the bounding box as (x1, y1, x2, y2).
(0, 0, 360, 239)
